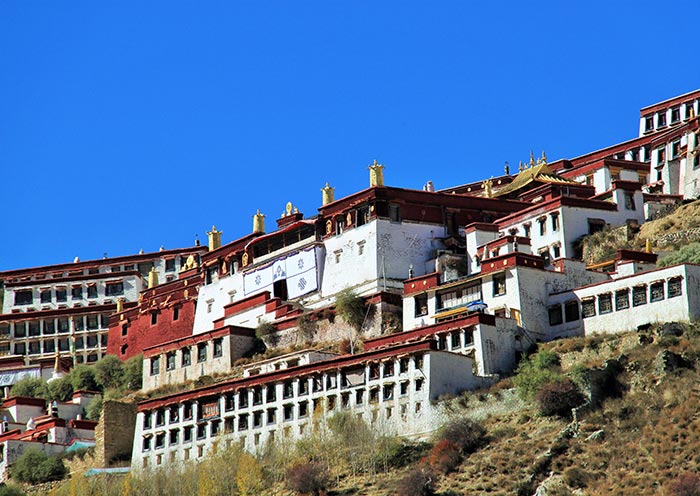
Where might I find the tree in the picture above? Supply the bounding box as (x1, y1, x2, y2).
(334, 289, 367, 331)
(436, 418, 487, 455)
(0, 484, 26, 496)
(86, 395, 104, 421)
(48, 377, 74, 401)
(93, 355, 125, 390)
(123, 354, 143, 390)
(395, 467, 436, 496)
(285, 462, 332, 496)
(69, 364, 99, 392)
(658, 242, 700, 267)
(11, 448, 66, 484)
(256, 321, 279, 348)
(535, 378, 586, 418)
(10, 377, 49, 400)
(513, 350, 564, 400)
(669, 472, 700, 496)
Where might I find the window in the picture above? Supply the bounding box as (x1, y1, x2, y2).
(299, 401, 309, 418)
(252, 387, 263, 405)
(58, 338, 69, 351)
(615, 289, 630, 310)
(283, 381, 293, 399)
(213, 338, 223, 358)
(169, 406, 179, 423)
(581, 299, 596, 318)
(197, 343, 207, 362)
(75, 337, 85, 350)
(355, 389, 364, 405)
(650, 282, 665, 302)
(299, 378, 309, 396)
(87, 285, 98, 299)
(493, 273, 506, 296)
(383, 384, 394, 400)
(170, 429, 179, 445)
(28, 321, 40, 336)
(356, 206, 370, 226)
(40, 289, 52, 304)
(142, 437, 151, 452)
(72, 287, 83, 299)
(56, 288, 67, 302)
(633, 286, 647, 306)
(523, 223, 531, 238)
(672, 140, 681, 159)
(184, 403, 193, 421)
(166, 352, 176, 371)
(173, 306, 180, 321)
(155, 410, 165, 427)
(150, 357, 160, 376)
(197, 423, 207, 440)
(415, 379, 424, 392)
(73, 316, 84, 331)
(14, 290, 33, 306)
(658, 112, 667, 127)
(239, 391, 249, 408)
(283, 404, 294, 421)
(358, 241, 365, 256)
(44, 340, 55, 353)
(645, 116, 654, 132)
(548, 305, 563, 326)
(87, 315, 99, 330)
(552, 244, 561, 259)
(538, 217, 546, 236)
(14, 343, 26, 355)
(182, 347, 191, 366)
(388, 203, 401, 223)
(383, 361, 394, 377)
(414, 295, 428, 317)
(671, 107, 681, 123)
(624, 192, 636, 211)
(238, 414, 248, 430)
(400, 382, 409, 396)
(165, 259, 176, 272)
(183, 426, 193, 443)
(598, 294, 613, 314)
(668, 278, 683, 298)
(43, 320, 55, 334)
(335, 218, 345, 235)
(656, 147, 666, 164)
(540, 249, 551, 266)
(399, 358, 409, 373)
(106, 282, 124, 297)
(551, 213, 559, 231)
(14, 322, 26, 338)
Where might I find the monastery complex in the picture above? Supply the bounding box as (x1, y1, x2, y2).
(0, 89, 699, 477)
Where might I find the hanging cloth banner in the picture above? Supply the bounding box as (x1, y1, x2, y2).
(272, 259, 287, 282)
(243, 264, 274, 296)
(287, 267, 318, 299)
(287, 248, 317, 278)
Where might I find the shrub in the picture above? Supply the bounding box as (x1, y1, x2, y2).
(86, 395, 103, 421)
(48, 377, 74, 401)
(563, 466, 590, 489)
(296, 312, 318, 344)
(535, 379, 586, 417)
(93, 355, 125, 390)
(11, 448, 67, 484)
(395, 466, 436, 496)
(256, 321, 279, 347)
(514, 350, 563, 400)
(335, 288, 367, 331)
(669, 472, 700, 496)
(658, 242, 700, 267)
(9, 377, 49, 400)
(285, 462, 331, 496)
(123, 353, 143, 390)
(428, 440, 462, 474)
(0, 485, 26, 496)
(70, 364, 99, 392)
(436, 417, 487, 455)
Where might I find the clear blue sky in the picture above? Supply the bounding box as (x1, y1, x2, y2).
(1, 1, 698, 271)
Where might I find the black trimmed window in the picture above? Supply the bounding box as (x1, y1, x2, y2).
(650, 282, 664, 302)
(668, 278, 683, 298)
(213, 338, 223, 358)
(493, 273, 506, 296)
(548, 305, 563, 326)
(14, 290, 33, 306)
(106, 282, 124, 297)
(633, 286, 647, 306)
(150, 357, 160, 376)
(40, 289, 52, 304)
(615, 289, 630, 310)
(582, 299, 596, 318)
(182, 347, 191, 367)
(598, 294, 613, 314)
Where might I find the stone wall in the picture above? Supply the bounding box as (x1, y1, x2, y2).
(94, 400, 137, 467)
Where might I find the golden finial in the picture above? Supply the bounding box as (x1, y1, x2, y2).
(206, 225, 223, 251)
(541, 150, 547, 164)
(148, 266, 159, 288)
(518, 161, 524, 172)
(645, 239, 652, 253)
(253, 210, 266, 234)
(481, 178, 493, 198)
(529, 151, 535, 168)
(321, 182, 335, 205)
(369, 159, 385, 187)
(285, 202, 293, 216)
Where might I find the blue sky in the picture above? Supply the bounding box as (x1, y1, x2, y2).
(1, 1, 698, 270)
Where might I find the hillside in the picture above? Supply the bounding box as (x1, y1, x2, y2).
(35, 324, 700, 496)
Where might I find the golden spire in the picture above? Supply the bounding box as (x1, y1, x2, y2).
(645, 238, 652, 253)
(148, 266, 159, 288)
(541, 150, 547, 164)
(321, 182, 335, 205)
(481, 178, 493, 198)
(529, 151, 535, 168)
(116, 297, 124, 313)
(253, 210, 266, 234)
(518, 161, 524, 172)
(207, 225, 223, 251)
(369, 159, 385, 187)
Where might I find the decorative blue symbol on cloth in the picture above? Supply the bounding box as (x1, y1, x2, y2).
(298, 277, 307, 290)
(275, 266, 284, 277)
(255, 274, 261, 285)
(298, 259, 304, 270)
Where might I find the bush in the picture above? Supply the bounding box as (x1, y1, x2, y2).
(123, 354, 143, 390)
(256, 321, 279, 347)
(48, 377, 74, 401)
(335, 288, 367, 331)
(296, 312, 318, 344)
(436, 417, 487, 455)
(285, 462, 331, 496)
(86, 395, 103, 421)
(93, 355, 124, 390)
(562, 466, 590, 489)
(669, 472, 700, 496)
(428, 439, 462, 474)
(395, 467, 436, 496)
(9, 377, 49, 400)
(11, 448, 67, 484)
(70, 365, 99, 392)
(535, 379, 586, 417)
(0, 484, 26, 496)
(514, 350, 563, 400)
(659, 242, 700, 267)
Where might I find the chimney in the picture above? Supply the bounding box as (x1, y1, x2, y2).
(321, 182, 335, 205)
(253, 210, 266, 234)
(148, 266, 159, 288)
(369, 159, 385, 187)
(116, 297, 124, 313)
(207, 226, 223, 251)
